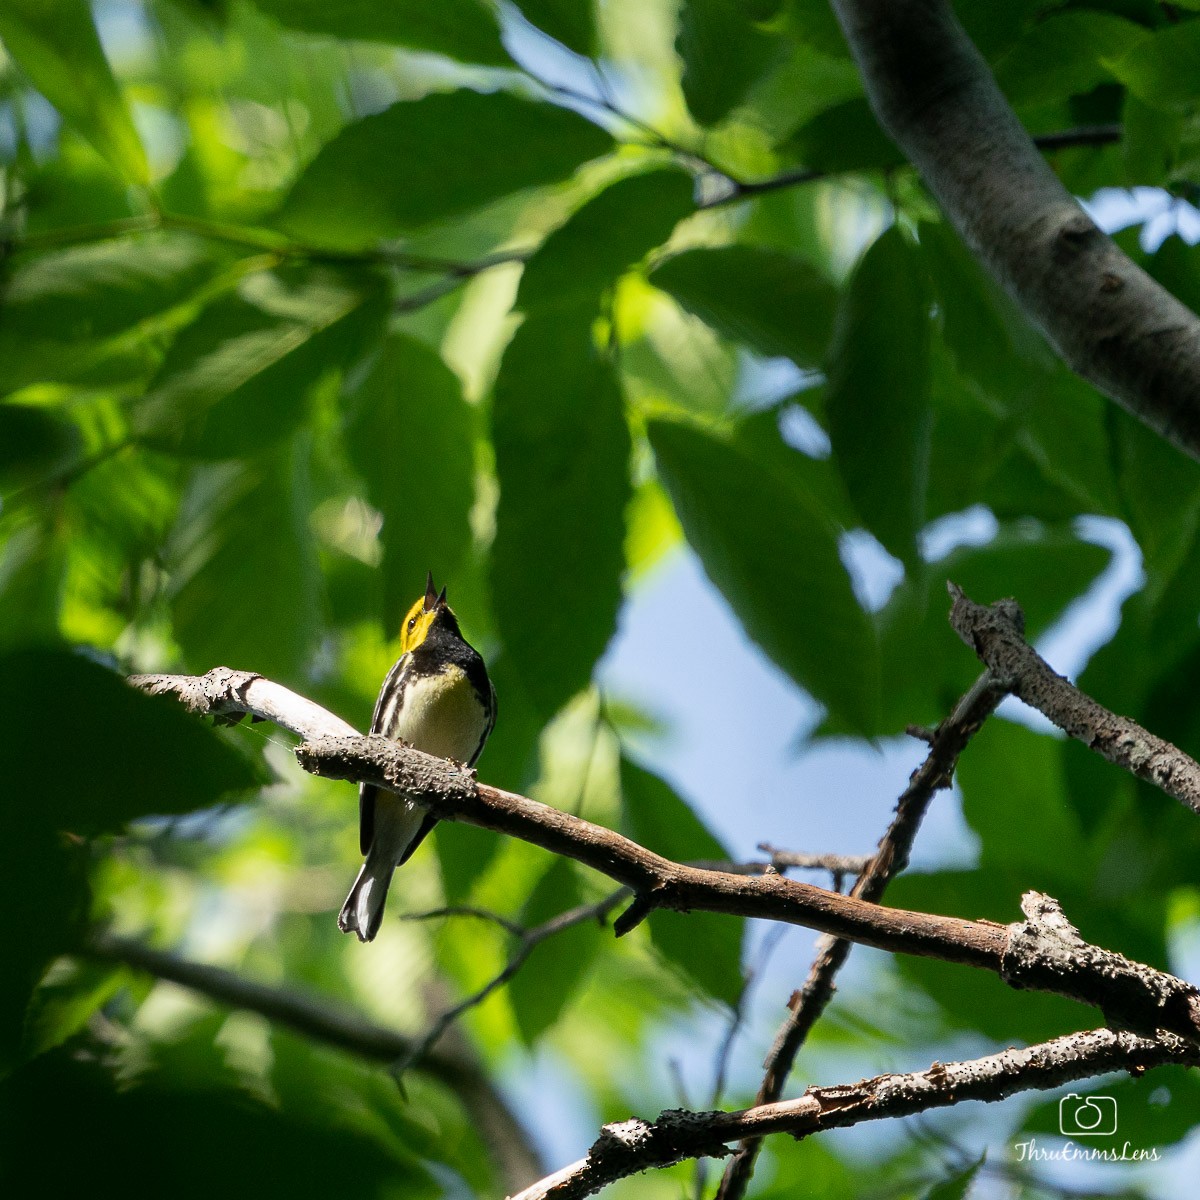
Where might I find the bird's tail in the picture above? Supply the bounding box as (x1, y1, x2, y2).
(337, 854, 393, 943)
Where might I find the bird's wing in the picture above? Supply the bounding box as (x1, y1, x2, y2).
(360, 656, 409, 855)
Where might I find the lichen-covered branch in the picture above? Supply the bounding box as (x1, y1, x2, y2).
(948, 586, 1200, 816)
(512, 1027, 1198, 1200)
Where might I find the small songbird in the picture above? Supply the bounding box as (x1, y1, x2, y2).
(339, 573, 496, 942)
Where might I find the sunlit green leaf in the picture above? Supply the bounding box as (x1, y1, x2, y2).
(344, 333, 475, 630)
(491, 310, 630, 717)
(1111, 20, 1200, 110)
(135, 265, 389, 458)
(0, 0, 147, 182)
(993, 12, 1146, 108)
(278, 91, 612, 247)
(620, 758, 743, 1006)
(249, 0, 509, 64)
(0, 236, 222, 396)
(648, 417, 879, 733)
(168, 443, 322, 682)
(517, 167, 695, 312)
(649, 245, 838, 368)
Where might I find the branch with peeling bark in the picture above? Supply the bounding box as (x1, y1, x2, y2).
(510, 1027, 1198, 1200)
(130, 667, 1200, 1043)
(830, 0, 1200, 462)
(949, 585, 1200, 817)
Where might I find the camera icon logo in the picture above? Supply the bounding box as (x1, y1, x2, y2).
(1059, 1093, 1118, 1136)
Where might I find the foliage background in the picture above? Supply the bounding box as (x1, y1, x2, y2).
(4, 0, 1200, 1195)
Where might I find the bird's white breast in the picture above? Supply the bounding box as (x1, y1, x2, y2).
(392, 665, 489, 763)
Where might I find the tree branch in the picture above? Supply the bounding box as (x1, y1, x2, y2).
(830, 0, 1200, 462)
(710, 124, 1123, 208)
(948, 585, 1200, 817)
(716, 669, 1006, 1199)
(85, 933, 545, 1191)
(129, 669, 1200, 1042)
(512, 1027, 1199, 1200)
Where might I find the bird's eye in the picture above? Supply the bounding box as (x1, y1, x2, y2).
(407, 617, 417, 632)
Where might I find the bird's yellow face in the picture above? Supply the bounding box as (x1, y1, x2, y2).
(400, 595, 437, 654)
(399, 573, 448, 654)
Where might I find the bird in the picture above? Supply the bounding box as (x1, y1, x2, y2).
(338, 572, 496, 942)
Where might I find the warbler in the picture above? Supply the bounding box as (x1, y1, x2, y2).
(339, 573, 496, 942)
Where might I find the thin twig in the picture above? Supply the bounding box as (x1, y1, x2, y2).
(703, 124, 1123, 209)
(393, 890, 628, 1077)
(716, 669, 1006, 1199)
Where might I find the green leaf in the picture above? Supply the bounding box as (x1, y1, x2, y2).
(648, 417, 879, 734)
(957, 719, 1083, 877)
(490, 310, 630, 717)
(168, 444, 322, 683)
(0, 1049, 438, 1198)
(678, 0, 783, 126)
(513, 0, 596, 56)
(620, 758, 743, 1006)
(516, 167, 695, 312)
(1111, 20, 1200, 111)
(922, 1155, 984, 1200)
(277, 91, 612, 248)
(784, 97, 902, 173)
(0, 0, 147, 183)
(1111, 402, 1200, 598)
(920, 220, 1050, 393)
(0, 236, 221, 396)
(0, 405, 81, 492)
(888, 870, 1099, 1043)
(0, 647, 263, 835)
(0, 518, 67, 650)
(0, 648, 260, 1071)
(1023, 1066, 1200, 1148)
(649, 245, 838, 368)
(993, 12, 1146, 109)
(344, 334, 475, 631)
(248, 0, 509, 65)
(135, 265, 389, 458)
(509, 859, 603, 1044)
(20, 962, 124, 1064)
(825, 226, 931, 568)
(876, 526, 1110, 733)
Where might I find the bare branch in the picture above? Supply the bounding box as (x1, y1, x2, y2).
(85, 933, 545, 1191)
(717, 669, 1006, 1198)
(130, 670, 1200, 1043)
(512, 1028, 1198, 1200)
(948, 585, 1200, 817)
(830, 0, 1200, 462)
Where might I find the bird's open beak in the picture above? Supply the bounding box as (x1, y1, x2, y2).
(424, 571, 438, 612)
